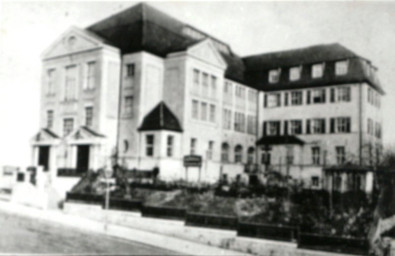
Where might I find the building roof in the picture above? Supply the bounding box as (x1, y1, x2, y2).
(243, 43, 384, 94)
(87, 3, 246, 83)
(138, 102, 183, 132)
(256, 135, 305, 146)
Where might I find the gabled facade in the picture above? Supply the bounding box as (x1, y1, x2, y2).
(32, 3, 384, 192)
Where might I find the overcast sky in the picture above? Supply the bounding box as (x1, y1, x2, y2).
(1, 1, 395, 167)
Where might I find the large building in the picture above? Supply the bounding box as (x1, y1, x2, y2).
(31, 3, 383, 194)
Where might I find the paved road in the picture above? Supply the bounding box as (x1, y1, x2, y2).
(0, 209, 179, 255)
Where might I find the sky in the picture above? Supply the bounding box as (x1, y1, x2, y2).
(0, 1, 395, 167)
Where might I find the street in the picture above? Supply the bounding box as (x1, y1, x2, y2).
(0, 209, 179, 255)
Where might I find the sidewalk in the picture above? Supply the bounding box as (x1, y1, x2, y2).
(0, 201, 251, 256)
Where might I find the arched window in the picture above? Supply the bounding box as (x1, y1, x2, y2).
(235, 145, 243, 163)
(247, 147, 255, 164)
(221, 143, 229, 162)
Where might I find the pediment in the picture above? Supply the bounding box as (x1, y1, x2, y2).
(187, 39, 227, 69)
(69, 126, 105, 141)
(33, 129, 60, 143)
(42, 26, 106, 59)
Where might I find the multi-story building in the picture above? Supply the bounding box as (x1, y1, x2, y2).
(31, 3, 383, 194)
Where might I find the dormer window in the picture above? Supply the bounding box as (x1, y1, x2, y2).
(335, 60, 349, 76)
(312, 63, 324, 78)
(269, 69, 281, 83)
(289, 66, 302, 81)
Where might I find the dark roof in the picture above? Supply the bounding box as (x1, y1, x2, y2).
(43, 128, 60, 139)
(256, 135, 304, 146)
(81, 126, 105, 137)
(243, 43, 384, 94)
(87, 3, 246, 84)
(139, 102, 183, 132)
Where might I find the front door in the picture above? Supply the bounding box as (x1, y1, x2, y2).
(76, 145, 90, 173)
(38, 146, 50, 171)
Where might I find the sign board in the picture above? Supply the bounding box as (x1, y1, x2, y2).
(183, 155, 202, 167)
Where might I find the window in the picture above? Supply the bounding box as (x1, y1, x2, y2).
(146, 135, 154, 156)
(202, 72, 209, 96)
(290, 120, 302, 135)
(193, 69, 200, 89)
(200, 102, 207, 121)
(247, 115, 256, 135)
(47, 110, 53, 129)
(234, 145, 243, 163)
(286, 146, 294, 164)
(312, 147, 320, 165)
(208, 141, 214, 160)
(64, 65, 77, 101)
(223, 109, 232, 130)
(85, 61, 96, 90)
(336, 117, 351, 133)
(47, 69, 56, 95)
(368, 88, 372, 104)
(63, 118, 73, 136)
(210, 75, 217, 98)
(125, 96, 133, 116)
(224, 81, 232, 95)
(190, 138, 197, 155)
(269, 69, 280, 83)
(367, 118, 373, 135)
(312, 119, 326, 134)
(221, 143, 229, 162)
(334, 175, 342, 191)
(312, 63, 324, 78)
(85, 106, 93, 127)
(375, 122, 382, 139)
(247, 147, 255, 164)
(337, 87, 351, 102)
(267, 121, 280, 136)
(335, 60, 349, 76)
(234, 112, 245, 132)
(192, 100, 199, 119)
(267, 93, 281, 108)
(261, 151, 271, 165)
(291, 91, 303, 105)
(167, 135, 174, 157)
(312, 89, 326, 103)
(336, 146, 346, 165)
(126, 63, 135, 77)
(289, 66, 302, 81)
(311, 176, 319, 187)
(209, 104, 216, 123)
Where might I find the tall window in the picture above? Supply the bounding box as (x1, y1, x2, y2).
(85, 61, 96, 90)
(335, 60, 349, 76)
(291, 91, 303, 105)
(267, 121, 280, 136)
(224, 81, 232, 95)
(190, 138, 197, 155)
(247, 147, 255, 164)
(210, 75, 217, 98)
(192, 100, 199, 119)
(221, 143, 229, 162)
(64, 65, 77, 101)
(247, 115, 256, 135)
(311, 119, 326, 134)
(375, 122, 382, 139)
(125, 96, 133, 116)
(234, 112, 245, 132)
(290, 120, 302, 134)
(202, 72, 209, 96)
(234, 145, 243, 163)
(209, 104, 216, 123)
(289, 66, 302, 81)
(167, 135, 174, 157)
(126, 63, 135, 77)
(47, 69, 56, 96)
(146, 135, 154, 156)
(336, 146, 346, 165)
(223, 109, 232, 130)
(269, 69, 280, 83)
(85, 106, 93, 127)
(367, 118, 373, 135)
(200, 102, 207, 121)
(267, 93, 281, 107)
(312, 63, 324, 78)
(312, 89, 326, 103)
(193, 69, 200, 91)
(312, 147, 320, 165)
(207, 141, 214, 160)
(47, 110, 53, 129)
(336, 117, 351, 133)
(63, 118, 73, 136)
(337, 87, 351, 102)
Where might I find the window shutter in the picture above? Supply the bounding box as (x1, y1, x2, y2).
(284, 121, 288, 135)
(264, 94, 267, 108)
(330, 88, 335, 102)
(307, 91, 311, 104)
(263, 121, 267, 136)
(348, 88, 352, 102)
(347, 118, 351, 132)
(278, 94, 282, 107)
(306, 120, 311, 134)
(277, 121, 281, 136)
(330, 118, 335, 133)
(323, 89, 326, 103)
(285, 93, 289, 106)
(321, 119, 326, 133)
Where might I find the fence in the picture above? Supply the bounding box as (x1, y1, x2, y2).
(237, 222, 299, 242)
(186, 212, 237, 230)
(65, 192, 103, 205)
(141, 205, 186, 220)
(108, 198, 143, 212)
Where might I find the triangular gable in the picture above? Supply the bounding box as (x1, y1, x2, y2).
(139, 102, 183, 132)
(187, 39, 227, 69)
(32, 128, 60, 143)
(68, 126, 105, 141)
(42, 26, 109, 60)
